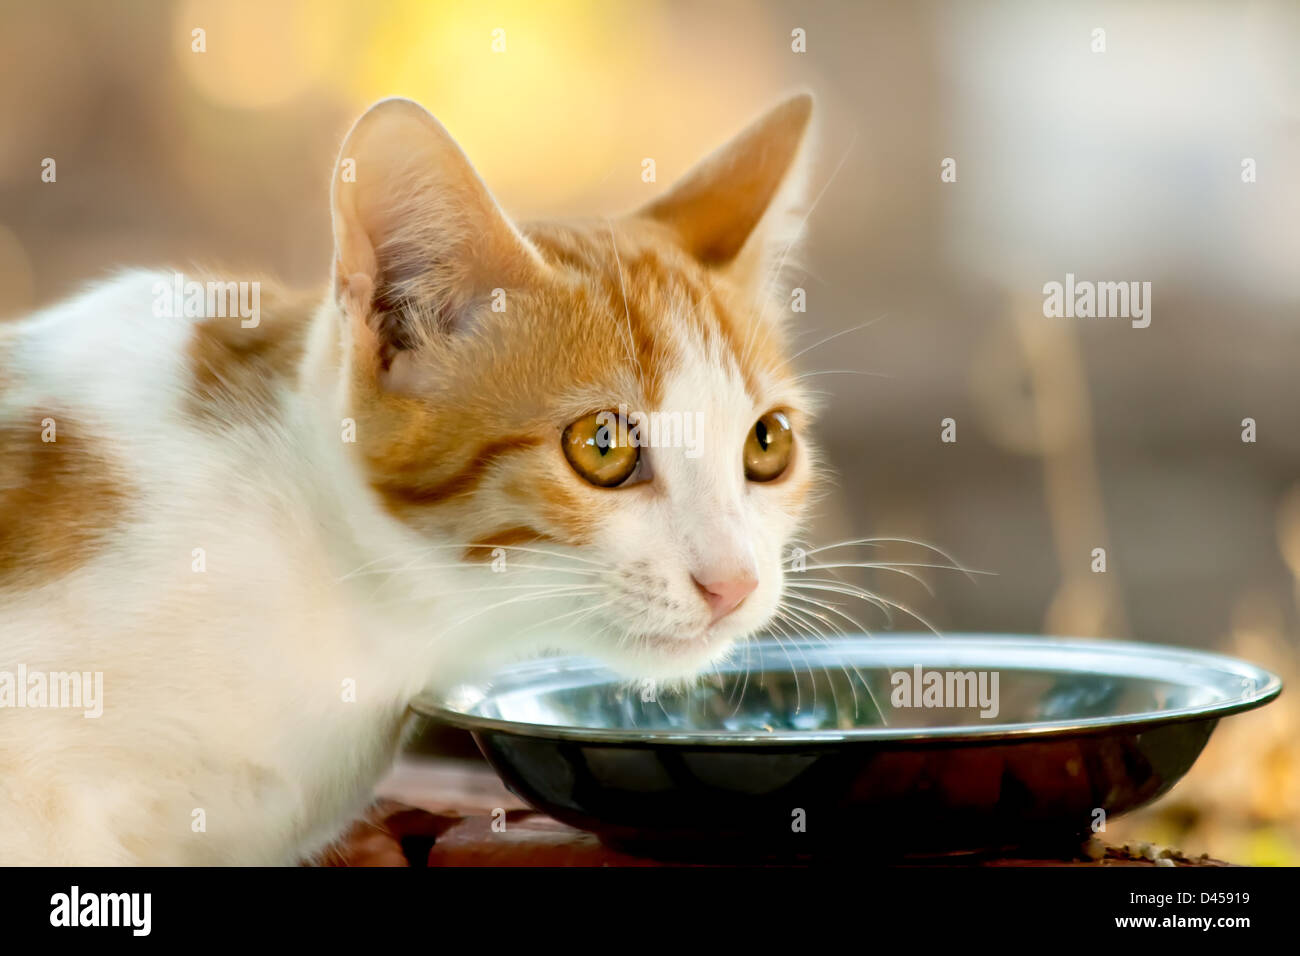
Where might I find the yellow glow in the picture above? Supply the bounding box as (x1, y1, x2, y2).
(333, 0, 778, 215)
(344, 0, 643, 209)
(173, 0, 782, 215)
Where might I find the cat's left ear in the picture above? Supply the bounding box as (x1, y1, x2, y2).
(636, 93, 814, 298)
(330, 97, 545, 386)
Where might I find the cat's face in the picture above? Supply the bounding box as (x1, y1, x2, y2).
(330, 95, 817, 682)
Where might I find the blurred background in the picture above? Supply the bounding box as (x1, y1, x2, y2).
(1, 0, 1297, 862)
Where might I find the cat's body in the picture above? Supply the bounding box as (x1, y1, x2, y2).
(0, 95, 817, 864)
(1, 273, 430, 863)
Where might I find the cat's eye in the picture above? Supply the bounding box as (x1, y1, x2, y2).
(562, 412, 640, 487)
(744, 410, 794, 482)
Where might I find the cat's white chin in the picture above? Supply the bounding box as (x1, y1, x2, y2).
(601, 628, 746, 685)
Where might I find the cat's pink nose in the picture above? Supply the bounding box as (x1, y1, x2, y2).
(692, 572, 758, 623)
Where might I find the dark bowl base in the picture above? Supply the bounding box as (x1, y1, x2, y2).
(473, 717, 1216, 859)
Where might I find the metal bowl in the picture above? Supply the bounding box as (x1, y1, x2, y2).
(411, 635, 1282, 858)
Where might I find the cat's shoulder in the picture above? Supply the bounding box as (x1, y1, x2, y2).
(0, 269, 324, 587)
(1, 269, 183, 436)
(2, 268, 322, 427)
(0, 271, 170, 586)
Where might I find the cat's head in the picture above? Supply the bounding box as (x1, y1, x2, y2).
(329, 94, 818, 683)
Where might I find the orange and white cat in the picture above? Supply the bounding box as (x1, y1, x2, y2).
(0, 94, 817, 864)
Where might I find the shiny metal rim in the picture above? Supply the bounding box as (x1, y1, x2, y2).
(410, 635, 1283, 746)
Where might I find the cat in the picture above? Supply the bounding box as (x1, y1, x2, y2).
(0, 93, 818, 864)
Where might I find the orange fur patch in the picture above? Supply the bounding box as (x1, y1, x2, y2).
(372, 433, 543, 512)
(0, 413, 131, 584)
(461, 526, 561, 563)
(186, 281, 317, 426)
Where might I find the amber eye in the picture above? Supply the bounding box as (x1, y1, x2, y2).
(744, 410, 794, 482)
(562, 412, 640, 487)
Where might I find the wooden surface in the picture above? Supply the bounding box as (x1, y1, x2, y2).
(319, 757, 1232, 867)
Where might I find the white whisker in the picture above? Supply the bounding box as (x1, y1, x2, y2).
(605, 219, 640, 369)
(787, 314, 888, 363)
(765, 632, 802, 715)
(786, 581, 943, 638)
(792, 537, 984, 583)
(338, 541, 606, 582)
(789, 368, 893, 382)
(346, 562, 610, 581)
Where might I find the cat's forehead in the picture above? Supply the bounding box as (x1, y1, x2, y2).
(510, 219, 794, 414)
(522, 218, 686, 273)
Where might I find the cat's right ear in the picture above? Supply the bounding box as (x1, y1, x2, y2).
(330, 98, 545, 385)
(636, 93, 814, 300)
